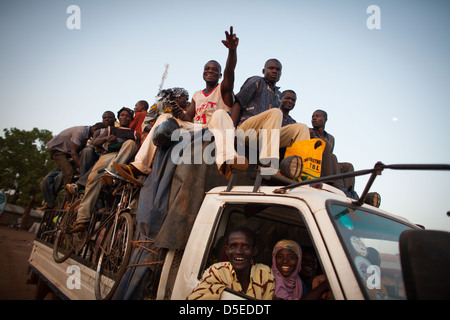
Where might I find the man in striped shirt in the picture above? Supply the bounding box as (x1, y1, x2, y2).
(187, 226, 274, 300)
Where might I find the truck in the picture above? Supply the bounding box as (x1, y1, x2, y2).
(27, 137, 450, 302)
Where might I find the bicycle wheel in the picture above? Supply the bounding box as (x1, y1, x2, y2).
(53, 199, 87, 263)
(95, 211, 134, 300)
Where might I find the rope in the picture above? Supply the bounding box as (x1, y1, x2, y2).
(126, 260, 166, 269)
(125, 240, 166, 269)
(132, 240, 159, 255)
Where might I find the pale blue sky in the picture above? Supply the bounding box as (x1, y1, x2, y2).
(1, 0, 449, 231)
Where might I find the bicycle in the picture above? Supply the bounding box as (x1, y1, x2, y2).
(51, 191, 85, 263)
(52, 167, 141, 300)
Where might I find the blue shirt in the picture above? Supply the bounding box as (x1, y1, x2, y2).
(282, 113, 297, 127)
(236, 76, 282, 125)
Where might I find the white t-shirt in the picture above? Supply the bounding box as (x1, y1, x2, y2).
(192, 83, 231, 125)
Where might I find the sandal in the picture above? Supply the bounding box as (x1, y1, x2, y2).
(113, 162, 143, 187)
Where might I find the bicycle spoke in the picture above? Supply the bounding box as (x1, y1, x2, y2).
(95, 212, 134, 300)
(53, 198, 83, 263)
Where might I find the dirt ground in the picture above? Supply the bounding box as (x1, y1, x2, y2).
(0, 225, 37, 300)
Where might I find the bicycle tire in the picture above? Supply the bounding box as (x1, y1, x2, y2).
(53, 199, 85, 263)
(94, 211, 134, 300)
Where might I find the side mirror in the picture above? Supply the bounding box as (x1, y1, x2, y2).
(364, 192, 381, 207)
(399, 229, 450, 299)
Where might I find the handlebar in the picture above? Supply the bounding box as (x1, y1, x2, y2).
(97, 168, 125, 181)
(97, 167, 140, 186)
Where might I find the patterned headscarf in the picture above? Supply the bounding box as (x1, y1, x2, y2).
(157, 87, 189, 101)
(271, 239, 303, 300)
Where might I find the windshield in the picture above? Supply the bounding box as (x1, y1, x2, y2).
(328, 203, 418, 300)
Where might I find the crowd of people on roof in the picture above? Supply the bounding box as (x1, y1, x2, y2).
(38, 26, 357, 300)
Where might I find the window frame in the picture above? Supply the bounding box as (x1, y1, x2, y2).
(196, 200, 329, 299)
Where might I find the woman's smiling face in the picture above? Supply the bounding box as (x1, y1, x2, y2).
(118, 110, 132, 127)
(275, 248, 298, 277)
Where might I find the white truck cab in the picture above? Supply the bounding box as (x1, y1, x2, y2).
(169, 183, 419, 300)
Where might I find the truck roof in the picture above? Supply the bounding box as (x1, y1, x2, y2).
(206, 161, 450, 228)
(207, 182, 417, 227)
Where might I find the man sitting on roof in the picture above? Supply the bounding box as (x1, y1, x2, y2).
(310, 109, 355, 191)
(114, 26, 247, 181)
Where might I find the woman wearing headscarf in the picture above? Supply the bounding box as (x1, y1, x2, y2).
(271, 239, 305, 300)
(141, 87, 190, 136)
(272, 239, 329, 300)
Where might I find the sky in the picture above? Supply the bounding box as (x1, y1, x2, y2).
(1, 0, 449, 231)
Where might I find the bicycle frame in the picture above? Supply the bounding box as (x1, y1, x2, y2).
(41, 191, 81, 238)
(87, 168, 138, 251)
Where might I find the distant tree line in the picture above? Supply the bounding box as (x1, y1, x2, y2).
(0, 128, 55, 229)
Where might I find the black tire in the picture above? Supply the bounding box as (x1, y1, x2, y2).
(94, 211, 134, 300)
(53, 199, 86, 263)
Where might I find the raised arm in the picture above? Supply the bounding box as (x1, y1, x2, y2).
(220, 26, 238, 107)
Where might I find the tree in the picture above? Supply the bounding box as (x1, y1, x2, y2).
(0, 127, 55, 229)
